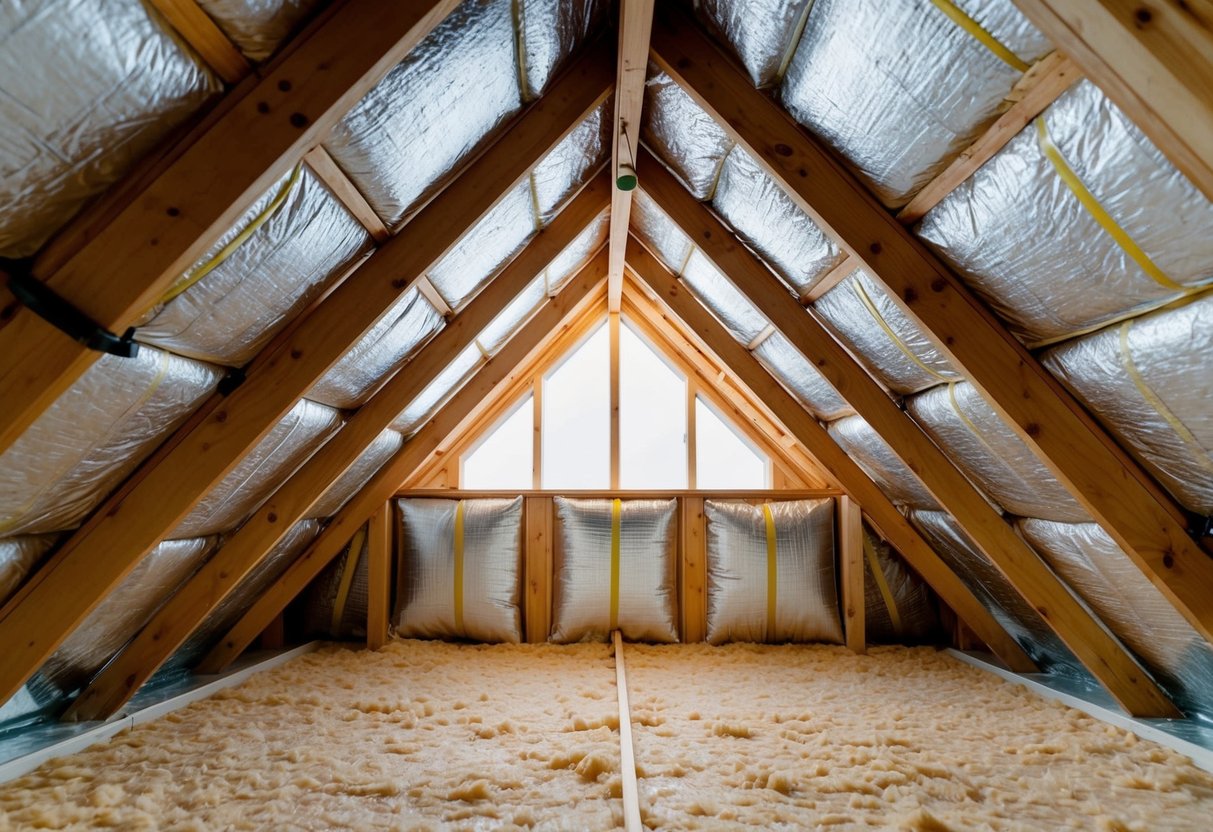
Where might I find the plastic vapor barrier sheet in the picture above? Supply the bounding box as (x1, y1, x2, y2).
(705, 499, 842, 645)
(308, 430, 404, 520)
(551, 497, 678, 643)
(827, 416, 939, 510)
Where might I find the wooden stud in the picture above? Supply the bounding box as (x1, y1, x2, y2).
(524, 497, 554, 643)
(800, 256, 855, 304)
(650, 11, 1213, 650)
(839, 496, 865, 654)
(367, 501, 392, 650)
(148, 0, 251, 84)
(681, 497, 707, 643)
(612, 631, 643, 832)
(745, 323, 778, 351)
(686, 380, 697, 489)
(1012, 0, 1213, 202)
(609, 311, 621, 489)
(531, 378, 544, 489)
(304, 146, 391, 242)
(608, 0, 656, 310)
(0, 0, 461, 457)
(415, 276, 455, 319)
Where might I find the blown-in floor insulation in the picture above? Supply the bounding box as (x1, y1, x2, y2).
(2, 642, 1212, 829)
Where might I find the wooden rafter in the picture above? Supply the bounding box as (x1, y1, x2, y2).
(64, 175, 612, 721)
(626, 239, 1039, 677)
(0, 47, 614, 708)
(637, 155, 1176, 716)
(0, 0, 462, 457)
(195, 253, 611, 674)
(1012, 0, 1213, 202)
(607, 0, 656, 310)
(649, 7, 1213, 648)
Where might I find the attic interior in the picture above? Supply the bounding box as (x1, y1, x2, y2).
(0, 0, 1212, 826)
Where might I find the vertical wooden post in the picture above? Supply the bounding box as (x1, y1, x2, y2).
(681, 496, 707, 642)
(532, 377, 543, 489)
(524, 496, 554, 643)
(367, 501, 392, 650)
(609, 312, 621, 489)
(839, 496, 865, 654)
(686, 381, 697, 489)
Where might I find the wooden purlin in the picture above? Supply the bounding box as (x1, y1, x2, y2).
(0, 0, 462, 457)
(64, 176, 611, 721)
(149, 0, 252, 84)
(649, 8, 1213, 649)
(194, 253, 610, 674)
(0, 47, 615, 710)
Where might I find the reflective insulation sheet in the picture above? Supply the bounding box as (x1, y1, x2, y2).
(171, 399, 342, 538)
(778, 0, 1050, 208)
(0, 534, 57, 607)
(531, 98, 611, 221)
(1018, 518, 1213, 719)
(861, 523, 939, 644)
(477, 276, 547, 355)
(0, 0, 220, 257)
(308, 289, 444, 409)
(919, 80, 1213, 344)
(545, 209, 609, 294)
(0, 347, 222, 538)
(174, 519, 321, 665)
(704, 498, 842, 645)
(1043, 295, 1213, 516)
(642, 67, 732, 200)
(827, 416, 939, 510)
(814, 270, 961, 396)
(308, 429, 404, 520)
(196, 0, 326, 62)
(322, 0, 523, 229)
(395, 497, 524, 643)
(391, 343, 483, 436)
(906, 382, 1088, 522)
(35, 537, 216, 696)
(631, 188, 693, 271)
(909, 509, 1088, 677)
(694, 0, 814, 88)
(518, 0, 607, 98)
(550, 498, 678, 643)
(303, 531, 370, 641)
(137, 166, 371, 366)
(753, 331, 850, 420)
(681, 249, 769, 344)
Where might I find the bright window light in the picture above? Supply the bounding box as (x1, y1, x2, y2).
(542, 323, 610, 488)
(462, 395, 533, 489)
(695, 396, 768, 489)
(620, 322, 687, 488)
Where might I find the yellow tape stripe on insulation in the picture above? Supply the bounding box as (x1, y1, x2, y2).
(863, 533, 903, 635)
(930, 0, 1030, 73)
(763, 503, 778, 641)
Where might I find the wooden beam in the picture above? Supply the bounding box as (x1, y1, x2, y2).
(195, 252, 610, 673)
(609, 312, 621, 488)
(149, 0, 251, 84)
(898, 52, 1082, 224)
(680, 496, 707, 642)
(1012, 0, 1213, 202)
(685, 380, 697, 488)
(800, 256, 856, 304)
(0, 52, 614, 710)
(637, 159, 1179, 716)
(524, 496, 554, 642)
(304, 146, 391, 242)
(627, 239, 1034, 679)
(531, 379, 544, 488)
(64, 177, 611, 721)
(650, 9, 1213, 648)
(608, 0, 656, 310)
(612, 631, 643, 832)
(0, 0, 460, 456)
(366, 501, 392, 650)
(839, 496, 865, 654)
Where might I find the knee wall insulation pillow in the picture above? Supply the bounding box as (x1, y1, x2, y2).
(550, 497, 678, 644)
(395, 497, 523, 643)
(705, 499, 843, 645)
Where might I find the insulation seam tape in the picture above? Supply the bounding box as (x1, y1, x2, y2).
(928, 0, 1030, 73)
(763, 503, 778, 640)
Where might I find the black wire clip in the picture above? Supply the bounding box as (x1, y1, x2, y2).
(5, 263, 139, 358)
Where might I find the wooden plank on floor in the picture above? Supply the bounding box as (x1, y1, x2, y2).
(612, 630, 643, 832)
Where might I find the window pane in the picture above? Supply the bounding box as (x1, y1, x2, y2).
(696, 397, 768, 488)
(543, 324, 610, 488)
(620, 322, 687, 488)
(462, 396, 533, 489)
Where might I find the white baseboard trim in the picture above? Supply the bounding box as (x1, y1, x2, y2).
(0, 642, 320, 785)
(948, 649, 1213, 774)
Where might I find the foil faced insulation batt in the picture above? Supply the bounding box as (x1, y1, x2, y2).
(303, 533, 370, 641)
(909, 509, 1088, 677)
(1043, 296, 1213, 516)
(35, 537, 216, 696)
(694, 0, 813, 88)
(551, 498, 678, 644)
(778, 0, 1050, 208)
(308, 289, 444, 410)
(814, 271, 961, 396)
(0, 535, 57, 606)
(517, 0, 607, 99)
(919, 81, 1213, 344)
(704, 499, 842, 645)
(545, 209, 609, 293)
(477, 276, 547, 354)
(0, 0, 220, 258)
(395, 497, 524, 643)
(752, 332, 850, 421)
(861, 524, 939, 644)
(171, 399, 342, 538)
(196, 0, 326, 62)
(0, 348, 222, 538)
(137, 166, 372, 366)
(906, 382, 1088, 522)
(391, 343, 483, 436)
(307, 430, 404, 520)
(1017, 519, 1213, 719)
(827, 416, 939, 510)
